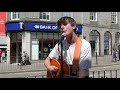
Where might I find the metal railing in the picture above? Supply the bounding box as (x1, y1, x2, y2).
(89, 69, 120, 78)
(25, 69, 120, 78)
(0, 58, 46, 74)
(1, 55, 120, 78)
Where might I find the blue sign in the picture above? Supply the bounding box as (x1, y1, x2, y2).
(76, 25, 82, 33)
(6, 22, 23, 31)
(6, 22, 82, 33)
(27, 23, 59, 32)
(27, 23, 82, 33)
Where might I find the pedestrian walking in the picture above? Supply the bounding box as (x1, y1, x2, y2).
(1, 51, 5, 62)
(21, 51, 31, 65)
(118, 44, 120, 60)
(112, 44, 117, 62)
(0, 49, 2, 63)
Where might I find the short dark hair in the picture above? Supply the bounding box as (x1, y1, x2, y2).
(57, 16, 77, 32)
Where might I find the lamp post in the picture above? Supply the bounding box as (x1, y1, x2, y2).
(96, 51, 98, 64)
(95, 47, 98, 64)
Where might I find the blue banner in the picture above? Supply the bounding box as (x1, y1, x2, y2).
(27, 23, 59, 32)
(6, 22, 82, 33)
(27, 23, 82, 33)
(6, 22, 23, 31)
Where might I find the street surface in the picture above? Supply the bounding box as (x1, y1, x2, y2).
(0, 55, 120, 78)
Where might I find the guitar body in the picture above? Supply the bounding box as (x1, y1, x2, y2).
(47, 58, 70, 78)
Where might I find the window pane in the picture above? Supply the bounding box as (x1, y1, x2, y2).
(37, 32, 42, 38)
(63, 12, 73, 17)
(111, 12, 117, 24)
(48, 33, 53, 39)
(31, 32, 37, 39)
(54, 33, 59, 39)
(40, 12, 50, 20)
(43, 32, 48, 39)
(12, 12, 19, 19)
(90, 12, 97, 21)
(17, 32, 22, 41)
(11, 33, 16, 42)
(32, 40, 39, 60)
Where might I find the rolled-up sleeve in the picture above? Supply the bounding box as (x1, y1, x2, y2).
(49, 44, 60, 60)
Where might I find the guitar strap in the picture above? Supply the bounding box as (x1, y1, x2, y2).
(72, 37, 82, 75)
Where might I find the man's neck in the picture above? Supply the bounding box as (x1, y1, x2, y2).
(66, 33, 78, 44)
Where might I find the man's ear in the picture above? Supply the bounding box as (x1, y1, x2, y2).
(73, 26, 76, 30)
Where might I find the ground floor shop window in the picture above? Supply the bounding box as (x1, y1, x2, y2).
(31, 32, 60, 60)
(31, 40, 39, 60)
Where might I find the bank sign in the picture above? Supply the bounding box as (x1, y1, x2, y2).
(27, 23, 82, 33)
(6, 22, 82, 33)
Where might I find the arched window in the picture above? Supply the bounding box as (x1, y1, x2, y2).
(90, 30, 100, 56)
(104, 31, 112, 55)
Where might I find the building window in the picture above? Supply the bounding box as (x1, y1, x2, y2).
(90, 30, 100, 56)
(11, 12, 20, 20)
(111, 12, 117, 24)
(31, 32, 60, 60)
(63, 12, 73, 18)
(104, 32, 111, 55)
(39, 12, 50, 21)
(90, 12, 97, 21)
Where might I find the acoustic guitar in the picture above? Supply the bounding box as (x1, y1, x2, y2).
(47, 37, 82, 78)
(47, 58, 70, 78)
(47, 58, 79, 78)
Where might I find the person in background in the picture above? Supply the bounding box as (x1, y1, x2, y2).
(112, 44, 117, 62)
(118, 44, 120, 60)
(1, 51, 5, 62)
(22, 51, 31, 65)
(0, 49, 2, 63)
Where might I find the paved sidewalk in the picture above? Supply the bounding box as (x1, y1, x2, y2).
(92, 55, 120, 67)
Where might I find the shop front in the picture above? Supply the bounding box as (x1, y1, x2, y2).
(6, 21, 82, 63)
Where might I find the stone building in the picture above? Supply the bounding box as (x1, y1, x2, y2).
(5, 12, 120, 64)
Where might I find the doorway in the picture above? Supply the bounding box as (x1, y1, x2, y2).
(10, 32, 22, 64)
(10, 42, 22, 64)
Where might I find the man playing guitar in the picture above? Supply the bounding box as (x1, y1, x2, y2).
(44, 16, 92, 78)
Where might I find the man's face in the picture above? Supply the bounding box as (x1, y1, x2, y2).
(59, 23, 76, 36)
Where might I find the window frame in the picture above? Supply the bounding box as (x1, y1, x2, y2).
(63, 12, 73, 18)
(111, 12, 117, 24)
(11, 12, 20, 20)
(39, 12, 50, 21)
(90, 12, 97, 21)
